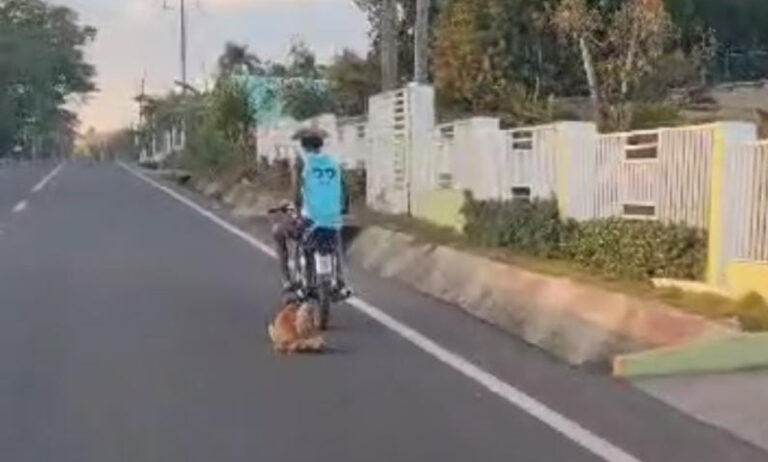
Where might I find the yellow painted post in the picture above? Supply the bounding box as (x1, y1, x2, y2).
(707, 125, 726, 285)
(707, 122, 758, 287)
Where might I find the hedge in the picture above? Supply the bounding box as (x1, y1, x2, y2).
(461, 194, 707, 281)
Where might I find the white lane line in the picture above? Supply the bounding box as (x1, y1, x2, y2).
(118, 162, 642, 462)
(31, 161, 65, 193)
(12, 200, 28, 213)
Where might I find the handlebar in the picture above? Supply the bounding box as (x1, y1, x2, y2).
(268, 204, 295, 214)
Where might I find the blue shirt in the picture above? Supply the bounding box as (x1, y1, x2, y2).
(301, 152, 343, 229)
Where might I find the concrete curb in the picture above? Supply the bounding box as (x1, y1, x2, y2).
(613, 333, 768, 378)
(346, 227, 737, 365)
(180, 173, 739, 366)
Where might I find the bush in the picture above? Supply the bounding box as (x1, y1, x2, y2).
(734, 292, 768, 332)
(566, 218, 707, 280)
(462, 195, 574, 258)
(462, 195, 707, 281)
(182, 117, 236, 174)
(630, 102, 687, 130)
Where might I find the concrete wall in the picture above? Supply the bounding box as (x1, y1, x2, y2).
(412, 190, 466, 231)
(725, 262, 768, 299)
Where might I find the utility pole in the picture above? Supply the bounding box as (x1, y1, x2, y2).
(414, 0, 430, 83)
(162, 0, 188, 92)
(180, 0, 187, 91)
(380, 0, 398, 91)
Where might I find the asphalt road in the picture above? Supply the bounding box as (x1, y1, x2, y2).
(0, 160, 765, 462)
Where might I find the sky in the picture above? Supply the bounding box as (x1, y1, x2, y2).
(56, 0, 371, 132)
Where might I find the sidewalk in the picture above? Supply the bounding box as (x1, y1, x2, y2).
(635, 370, 768, 452)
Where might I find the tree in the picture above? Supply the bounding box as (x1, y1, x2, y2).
(279, 40, 334, 120)
(552, 0, 695, 130)
(218, 42, 261, 75)
(211, 78, 255, 147)
(0, 0, 96, 156)
(665, 0, 768, 82)
(432, 0, 581, 124)
(326, 49, 380, 116)
(355, 0, 442, 88)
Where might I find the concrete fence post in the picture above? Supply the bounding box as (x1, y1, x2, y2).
(707, 122, 757, 287)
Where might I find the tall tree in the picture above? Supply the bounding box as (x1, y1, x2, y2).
(552, 0, 695, 130)
(279, 40, 334, 120)
(355, 0, 442, 88)
(218, 42, 261, 76)
(432, 0, 581, 124)
(665, 0, 768, 81)
(0, 0, 96, 156)
(326, 49, 380, 116)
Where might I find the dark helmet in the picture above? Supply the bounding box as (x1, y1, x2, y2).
(292, 127, 328, 152)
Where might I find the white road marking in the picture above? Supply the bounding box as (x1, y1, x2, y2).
(119, 162, 642, 462)
(12, 200, 28, 213)
(31, 161, 65, 193)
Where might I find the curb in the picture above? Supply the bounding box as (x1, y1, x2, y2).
(345, 226, 736, 365)
(613, 333, 768, 378)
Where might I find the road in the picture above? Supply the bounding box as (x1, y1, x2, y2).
(0, 160, 765, 462)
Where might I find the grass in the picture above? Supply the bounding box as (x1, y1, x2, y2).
(352, 206, 768, 332)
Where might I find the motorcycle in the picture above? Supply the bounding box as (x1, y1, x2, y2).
(269, 204, 341, 330)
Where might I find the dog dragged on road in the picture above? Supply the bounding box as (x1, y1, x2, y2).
(267, 302, 325, 354)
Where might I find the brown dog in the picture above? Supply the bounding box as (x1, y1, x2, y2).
(267, 302, 324, 353)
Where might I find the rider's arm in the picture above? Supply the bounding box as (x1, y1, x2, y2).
(340, 171, 350, 215)
(292, 155, 304, 211)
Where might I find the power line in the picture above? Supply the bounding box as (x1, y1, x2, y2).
(161, 0, 189, 92)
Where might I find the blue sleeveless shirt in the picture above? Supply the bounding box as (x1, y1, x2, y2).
(301, 153, 343, 229)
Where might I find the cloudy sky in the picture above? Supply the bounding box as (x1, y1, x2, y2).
(57, 0, 370, 132)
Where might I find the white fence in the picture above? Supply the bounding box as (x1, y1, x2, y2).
(255, 114, 371, 169)
(727, 141, 768, 262)
(583, 125, 716, 228)
(248, 84, 767, 269)
(337, 117, 369, 169)
(366, 88, 410, 214)
(224, 82, 768, 294)
(504, 125, 559, 201)
(365, 84, 435, 214)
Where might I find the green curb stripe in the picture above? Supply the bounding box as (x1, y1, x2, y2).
(614, 333, 768, 377)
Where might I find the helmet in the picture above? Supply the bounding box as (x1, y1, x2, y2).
(291, 126, 329, 141)
(292, 127, 328, 152)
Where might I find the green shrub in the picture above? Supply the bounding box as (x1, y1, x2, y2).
(734, 292, 768, 332)
(462, 194, 575, 258)
(462, 195, 707, 281)
(566, 218, 707, 280)
(630, 102, 687, 130)
(182, 116, 236, 174)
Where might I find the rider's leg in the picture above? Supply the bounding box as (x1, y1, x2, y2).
(333, 229, 353, 299)
(271, 218, 293, 289)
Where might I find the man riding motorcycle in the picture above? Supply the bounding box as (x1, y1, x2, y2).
(271, 127, 352, 300)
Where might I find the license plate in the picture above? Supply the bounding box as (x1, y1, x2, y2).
(315, 254, 333, 276)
